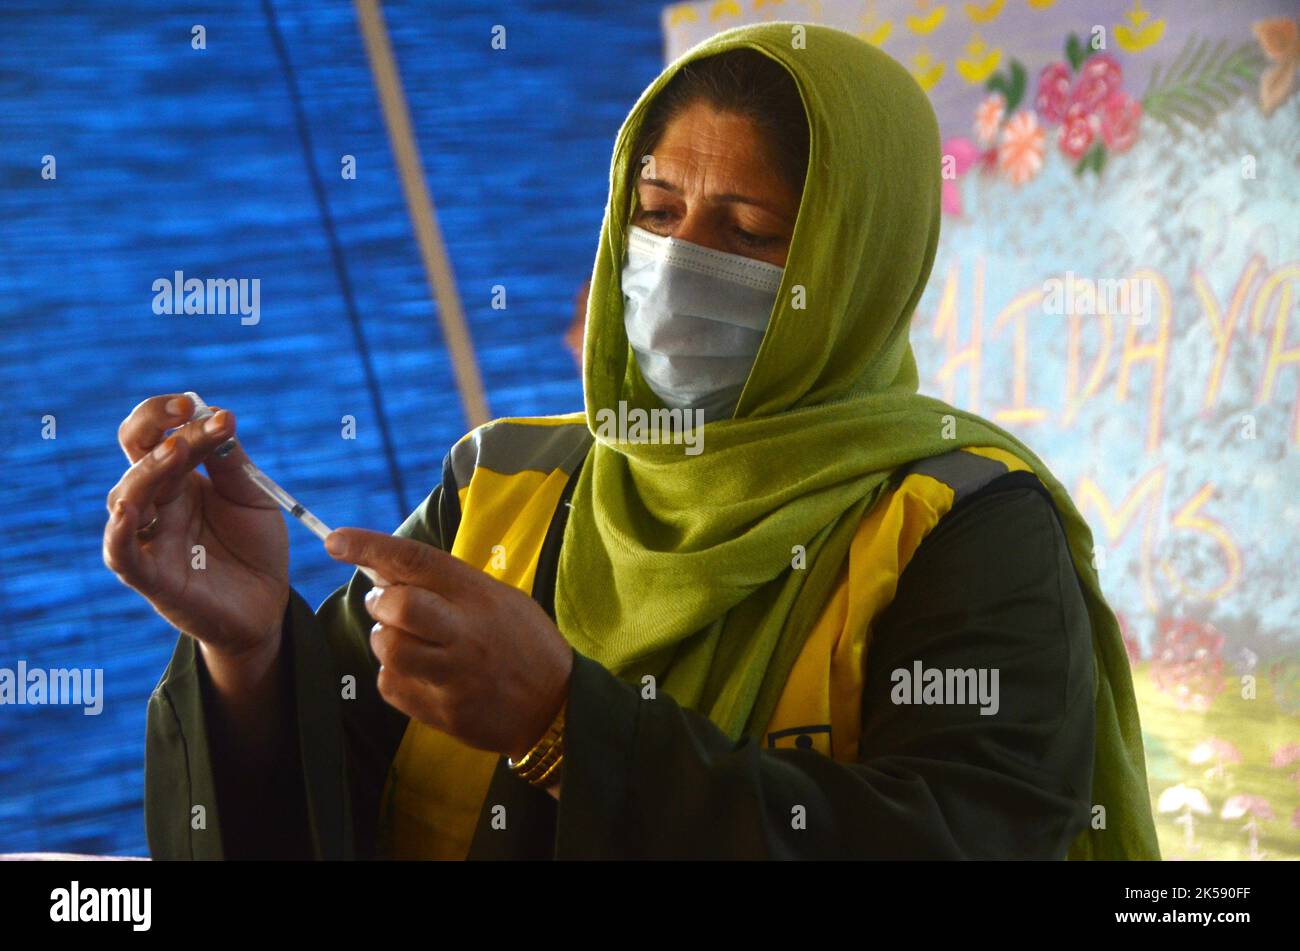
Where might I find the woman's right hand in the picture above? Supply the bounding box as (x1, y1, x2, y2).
(103, 394, 290, 665)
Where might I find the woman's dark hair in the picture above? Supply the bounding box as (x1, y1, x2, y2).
(631, 49, 810, 198)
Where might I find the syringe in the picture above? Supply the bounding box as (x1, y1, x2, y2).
(185, 391, 237, 458)
(184, 392, 386, 586)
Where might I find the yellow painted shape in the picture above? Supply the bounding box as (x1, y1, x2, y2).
(964, 0, 1005, 24)
(911, 49, 946, 90)
(711, 0, 742, 20)
(859, 20, 893, 46)
(957, 34, 1003, 83)
(906, 5, 948, 35)
(667, 4, 699, 26)
(1115, 0, 1166, 52)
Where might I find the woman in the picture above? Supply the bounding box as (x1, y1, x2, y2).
(105, 23, 1160, 860)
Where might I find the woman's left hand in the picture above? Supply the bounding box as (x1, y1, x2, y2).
(324, 528, 574, 762)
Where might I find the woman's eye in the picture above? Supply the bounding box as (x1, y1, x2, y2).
(638, 209, 673, 226)
(733, 227, 779, 249)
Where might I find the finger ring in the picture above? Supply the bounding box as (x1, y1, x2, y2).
(135, 514, 161, 541)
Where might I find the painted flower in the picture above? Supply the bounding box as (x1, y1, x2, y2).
(1159, 784, 1211, 855)
(1223, 794, 1274, 860)
(1221, 794, 1274, 821)
(1252, 17, 1299, 117)
(1271, 741, 1300, 787)
(1100, 91, 1142, 152)
(1190, 738, 1241, 766)
(997, 111, 1045, 186)
(1071, 53, 1124, 113)
(1270, 742, 1300, 768)
(1190, 737, 1241, 782)
(940, 136, 981, 216)
(974, 93, 1006, 147)
(1150, 617, 1226, 712)
(1157, 784, 1210, 815)
(1035, 61, 1073, 123)
(1058, 101, 1095, 160)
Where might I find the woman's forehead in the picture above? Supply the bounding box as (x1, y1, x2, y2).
(634, 105, 798, 209)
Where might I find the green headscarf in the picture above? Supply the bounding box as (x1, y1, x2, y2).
(555, 22, 1159, 860)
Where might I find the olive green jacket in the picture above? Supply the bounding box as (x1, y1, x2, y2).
(144, 444, 1100, 860)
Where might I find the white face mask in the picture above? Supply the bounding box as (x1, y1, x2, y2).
(621, 225, 784, 422)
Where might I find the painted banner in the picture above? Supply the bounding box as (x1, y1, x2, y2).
(664, 0, 1300, 860)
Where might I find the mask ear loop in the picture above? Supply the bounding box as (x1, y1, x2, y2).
(593, 136, 669, 428)
(617, 197, 672, 424)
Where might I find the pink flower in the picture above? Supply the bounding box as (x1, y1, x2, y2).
(1058, 101, 1095, 160)
(1221, 794, 1274, 821)
(1071, 53, 1124, 112)
(1150, 617, 1226, 712)
(1190, 738, 1242, 767)
(940, 136, 981, 216)
(974, 93, 1006, 147)
(1271, 742, 1300, 767)
(1191, 738, 1241, 784)
(1035, 61, 1073, 123)
(943, 136, 981, 176)
(1100, 90, 1142, 152)
(997, 111, 1046, 186)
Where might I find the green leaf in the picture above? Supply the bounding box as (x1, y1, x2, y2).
(1207, 38, 1230, 71)
(1196, 82, 1232, 110)
(1066, 33, 1084, 72)
(1141, 34, 1267, 134)
(1179, 38, 1208, 83)
(1005, 60, 1027, 113)
(1072, 144, 1104, 177)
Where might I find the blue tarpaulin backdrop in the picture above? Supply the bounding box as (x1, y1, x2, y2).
(0, 0, 663, 855)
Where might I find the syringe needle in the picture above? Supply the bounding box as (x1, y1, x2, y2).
(242, 462, 328, 538)
(183, 391, 386, 586)
(241, 460, 386, 586)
